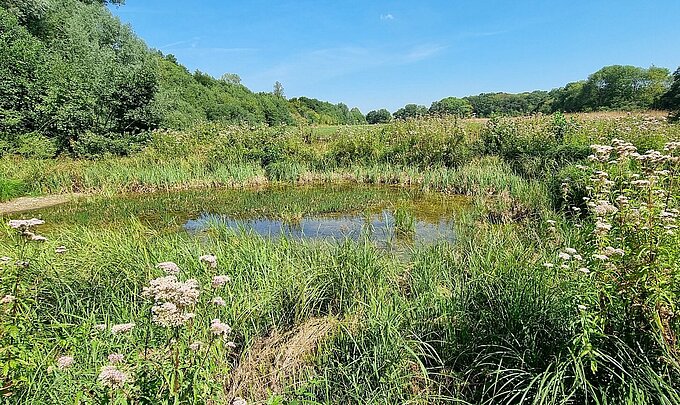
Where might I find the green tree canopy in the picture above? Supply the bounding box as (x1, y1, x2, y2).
(393, 104, 428, 120)
(366, 109, 392, 124)
(552, 65, 671, 112)
(429, 97, 473, 117)
(661, 67, 680, 121)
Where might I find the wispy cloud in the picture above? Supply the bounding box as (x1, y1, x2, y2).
(252, 43, 446, 86)
(380, 13, 394, 21)
(403, 44, 448, 62)
(159, 37, 201, 50)
(458, 30, 509, 39)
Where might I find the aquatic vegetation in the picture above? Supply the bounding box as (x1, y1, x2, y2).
(0, 114, 679, 403)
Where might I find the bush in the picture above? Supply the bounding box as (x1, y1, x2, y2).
(16, 132, 57, 158)
(0, 177, 25, 201)
(71, 131, 149, 159)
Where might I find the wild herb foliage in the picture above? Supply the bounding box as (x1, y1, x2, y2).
(2, 0, 678, 160)
(0, 1, 368, 158)
(2, 116, 680, 403)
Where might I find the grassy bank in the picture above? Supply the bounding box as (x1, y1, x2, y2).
(1, 112, 679, 403)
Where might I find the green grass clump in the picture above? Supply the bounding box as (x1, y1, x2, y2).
(1, 113, 679, 403)
(0, 178, 24, 202)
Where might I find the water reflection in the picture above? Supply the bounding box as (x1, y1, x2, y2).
(184, 210, 456, 247)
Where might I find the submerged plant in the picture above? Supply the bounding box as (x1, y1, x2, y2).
(393, 206, 415, 236)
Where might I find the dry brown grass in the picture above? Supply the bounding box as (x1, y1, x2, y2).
(226, 316, 339, 403)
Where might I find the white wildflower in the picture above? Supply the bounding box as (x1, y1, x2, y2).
(211, 275, 231, 288)
(142, 276, 200, 307)
(631, 179, 650, 187)
(189, 341, 203, 351)
(592, 200, 618, 216)
(30, 234, 47, 242)
(111, 323, 135, 334)
(558, 252, 571, 260)
(98, 365, 130, 389)
(156, 262, 180, 275)
(151, 302, 194, 327)
(210, 319, 232, 336)
(8, 218, 45, 229)
(199, 254, 217, 268)
(211, 296, 226, 306)
(0, 294, 15, 305)
(57, 356, 74, 370)
(55, 246, 67, 254)
(108, 353, 124, 364)
(232, 397, 247, 405)
(604, 246, 624, 257)
(143, 275, 200, 327)
(594, 219, 612, 235)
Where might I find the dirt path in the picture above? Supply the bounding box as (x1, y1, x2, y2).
(0, 193, 86, 215)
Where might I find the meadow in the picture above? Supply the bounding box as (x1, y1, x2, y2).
(1, 112, 680, 404)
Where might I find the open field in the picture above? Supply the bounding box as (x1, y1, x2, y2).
(2, 113, 680, 404)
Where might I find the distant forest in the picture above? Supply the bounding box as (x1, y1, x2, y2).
(1, 0, 679, 156)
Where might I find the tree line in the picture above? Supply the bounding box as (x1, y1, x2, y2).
(369, 65, 680, 123)
(1, 1, 678, 158)
(0, 0, 366, 158)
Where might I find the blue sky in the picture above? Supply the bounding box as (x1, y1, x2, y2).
(111, 1, 680, 113)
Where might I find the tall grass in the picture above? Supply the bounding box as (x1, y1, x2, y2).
(1, 113, 679, 403)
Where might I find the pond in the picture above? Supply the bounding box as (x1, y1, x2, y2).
(4, 185, 468, 248)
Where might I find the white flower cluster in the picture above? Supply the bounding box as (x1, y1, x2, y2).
(156, 261, 180, 275)
(199, 254, 217, 269)
(211, 275, 231, 288)
(111, 322, 135, 334)
(548, 246, 588, 272)
(8, 218, 45, 229)
(98, 365, 130, 389)
(210, 318, 232, 336)
(108, 353, 124, 364)
(57, 355, 74, 370)
(0, 294, 15, 305)
(8, 218, 48, 242)
(143, 271, 200, 328)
